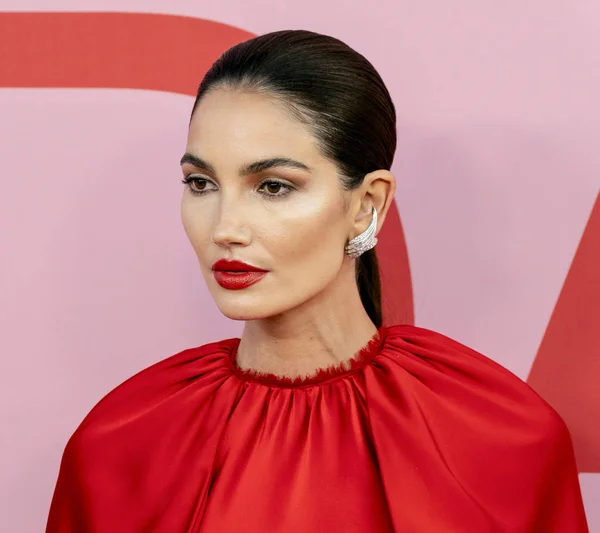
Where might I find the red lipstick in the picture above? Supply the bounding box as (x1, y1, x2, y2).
(211, 259, 268, 290)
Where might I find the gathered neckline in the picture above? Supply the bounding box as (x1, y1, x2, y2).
(225, 326, 388, 388)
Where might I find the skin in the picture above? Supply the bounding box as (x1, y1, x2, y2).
(181, 87, 396, 379)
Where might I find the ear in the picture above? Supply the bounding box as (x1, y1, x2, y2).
(348, 169, 396, 239)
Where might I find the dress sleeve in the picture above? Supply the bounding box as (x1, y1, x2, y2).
(46, 429, 92, 532)
(45, 341, 240, 532)
(366, 326, 589, 532)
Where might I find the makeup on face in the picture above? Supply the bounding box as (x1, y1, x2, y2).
(212, 259, 269, 290)
(181, 89, 351, 319)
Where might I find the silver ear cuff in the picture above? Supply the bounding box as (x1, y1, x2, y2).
(344, 206, 378, 258)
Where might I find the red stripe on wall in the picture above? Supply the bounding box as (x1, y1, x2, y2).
(0, 12, 251, 94)
(528, 192, 600, 472)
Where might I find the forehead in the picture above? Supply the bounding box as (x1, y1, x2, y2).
(186, 88, 324, 165)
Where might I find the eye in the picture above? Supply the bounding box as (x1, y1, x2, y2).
(181, 176, 216, 196)
(257, 179, 294, 198)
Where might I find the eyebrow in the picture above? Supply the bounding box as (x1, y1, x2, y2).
(180, 152, 312, 175)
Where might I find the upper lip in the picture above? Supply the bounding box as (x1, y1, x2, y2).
(212, 259, 268, 272)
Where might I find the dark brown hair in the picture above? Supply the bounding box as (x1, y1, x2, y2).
(191, 30, 397, 327)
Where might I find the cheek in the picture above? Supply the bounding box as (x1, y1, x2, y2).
(264, 205, 345, 276)
(181, 199, 211, 254)
(180, 201, 196, 242)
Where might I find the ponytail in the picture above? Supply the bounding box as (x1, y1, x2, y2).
(356, 248, 382, 327)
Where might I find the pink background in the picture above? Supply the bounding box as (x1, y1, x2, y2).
(1, 1, 599, 531)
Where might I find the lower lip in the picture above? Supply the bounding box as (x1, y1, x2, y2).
(213, 270, 268, 290)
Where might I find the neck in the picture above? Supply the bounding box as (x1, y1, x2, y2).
(235, 273, 378, 379)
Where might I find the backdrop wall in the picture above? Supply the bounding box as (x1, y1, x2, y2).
(0, 2, 598, 531)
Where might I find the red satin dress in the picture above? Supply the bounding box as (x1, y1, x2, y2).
(46, 324, 589, 532)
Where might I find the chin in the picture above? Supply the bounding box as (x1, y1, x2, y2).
(215, 299, 281, 321)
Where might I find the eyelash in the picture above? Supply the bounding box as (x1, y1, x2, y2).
(181, 176, 294, 199)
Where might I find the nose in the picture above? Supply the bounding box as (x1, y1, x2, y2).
(211, 196, 252, 248)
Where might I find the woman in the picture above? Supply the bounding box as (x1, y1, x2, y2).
(46, 30, 588, 532)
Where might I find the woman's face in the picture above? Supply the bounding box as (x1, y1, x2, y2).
(181, 88, 355, 321)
